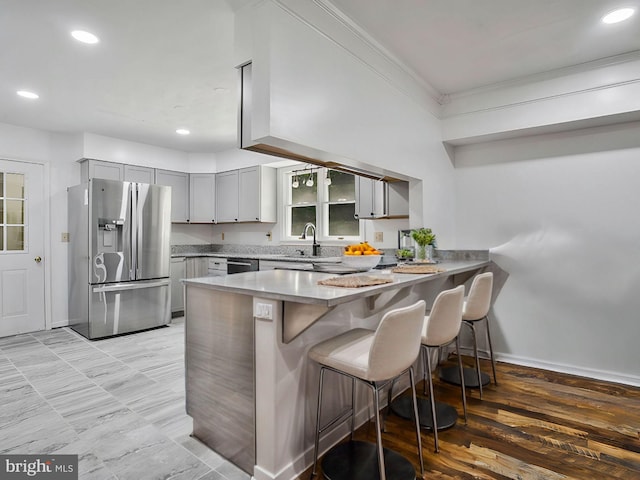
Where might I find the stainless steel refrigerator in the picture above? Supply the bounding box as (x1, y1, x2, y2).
(68, 178, 172, 339)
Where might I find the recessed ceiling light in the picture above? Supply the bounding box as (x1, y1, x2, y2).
(602, 8, 635, 24)
(176, 129, 190, 135)
(71, 30, 100, 44)
(17, 90, 39, 99)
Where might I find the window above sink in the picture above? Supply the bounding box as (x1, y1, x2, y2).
(282, 166, 361, 243)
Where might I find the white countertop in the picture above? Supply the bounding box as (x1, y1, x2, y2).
(183, 260, 490, 307)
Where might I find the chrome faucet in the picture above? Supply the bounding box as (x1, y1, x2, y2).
(300, 222, 320, 256)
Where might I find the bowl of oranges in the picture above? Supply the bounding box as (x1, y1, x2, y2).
(341, 242, 382, 270)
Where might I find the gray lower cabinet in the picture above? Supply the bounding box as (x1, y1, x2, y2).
(170, 257, 186, 316)
(171, 257, 213, 316)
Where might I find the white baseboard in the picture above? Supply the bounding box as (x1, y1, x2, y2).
(453, 347, 639, 387)
(495, 353, 640, 387)
(51, 319, 69, 329)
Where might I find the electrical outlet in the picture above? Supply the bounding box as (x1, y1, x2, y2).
(374, 231, 383, 242)
(61, 232, 70, 242)
(255, 303, 273, 320)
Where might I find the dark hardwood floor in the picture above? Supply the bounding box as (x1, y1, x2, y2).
(301, 358, 640, 479)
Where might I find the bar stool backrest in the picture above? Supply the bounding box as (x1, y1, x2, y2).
(369, 300, 426, 382)
(423, 285, 465, 347)
(462, 272, 493, 321)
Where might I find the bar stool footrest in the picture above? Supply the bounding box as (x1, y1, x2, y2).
(440, 366, 490, 388)
(322, 440, 416, 480)
(390, 396, 458, 430)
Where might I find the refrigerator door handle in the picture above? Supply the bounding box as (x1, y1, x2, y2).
(130, 182, 138, 280)
(92, 279, 170, 293)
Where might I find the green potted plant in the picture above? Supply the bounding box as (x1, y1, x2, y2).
(396, 248, 414, 261)
(411, 228, 436, 262)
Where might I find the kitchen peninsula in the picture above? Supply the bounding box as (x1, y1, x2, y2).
(183, 257, 492, 480)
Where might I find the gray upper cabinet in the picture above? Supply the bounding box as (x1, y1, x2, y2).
(80, 159, 154, 184)
(354, 177, 409, 219)
(156, 169, 189, 223)
(124, 165, 155, 184)
(216, 166, 276, 223)
(189, 173, 216, 223)
(354, 177, 386, 219)
(215, 170, 239, 222)
(80, 159, 124, 181)
(239, 166, 276, 222)
(386, 181, 409, 217)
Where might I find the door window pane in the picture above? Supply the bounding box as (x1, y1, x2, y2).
(7, 226, 24, 250)
(291, 206, 316, 236)
(1, 172, 27, 252)
(328, 203, 359, 236)
(6, 200, 24, 224)
(6, 173, 24, 198)
(327, 170, 355, 202)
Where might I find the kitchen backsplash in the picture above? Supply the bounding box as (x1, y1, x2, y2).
(171, 243, 345, 257)
(171, 244, 490, 261)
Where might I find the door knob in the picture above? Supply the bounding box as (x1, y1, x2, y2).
(34, 256, 42, 263)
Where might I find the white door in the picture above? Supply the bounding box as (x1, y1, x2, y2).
(0, 160, 45, 337)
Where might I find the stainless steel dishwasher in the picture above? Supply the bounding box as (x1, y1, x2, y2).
(227, 258, 259, 274)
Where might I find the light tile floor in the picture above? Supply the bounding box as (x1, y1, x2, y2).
(0, 319, 251, 480)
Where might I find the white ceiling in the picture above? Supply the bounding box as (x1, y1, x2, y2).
(1, 0, 639, 153)
(330, 0, 640, 94)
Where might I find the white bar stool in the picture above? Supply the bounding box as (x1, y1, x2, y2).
(390, 285, 467, 453)
(309, 300, 426, 480)
(440, 272, 496, 399)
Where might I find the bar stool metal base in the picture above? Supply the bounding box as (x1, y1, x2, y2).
(390, 396, 458, 431)
(439, 366, 490, 388)
(321, 440, 416, 480)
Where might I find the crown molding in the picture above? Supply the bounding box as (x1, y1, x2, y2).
(448, 50, 640, 102)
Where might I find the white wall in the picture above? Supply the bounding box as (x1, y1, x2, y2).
(0, 123, 82, 329)
(454, 121, 640, 385)
(83, 133, 190, 171)
(215, 146, 275, 172)
(239, 1, 456, 245)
